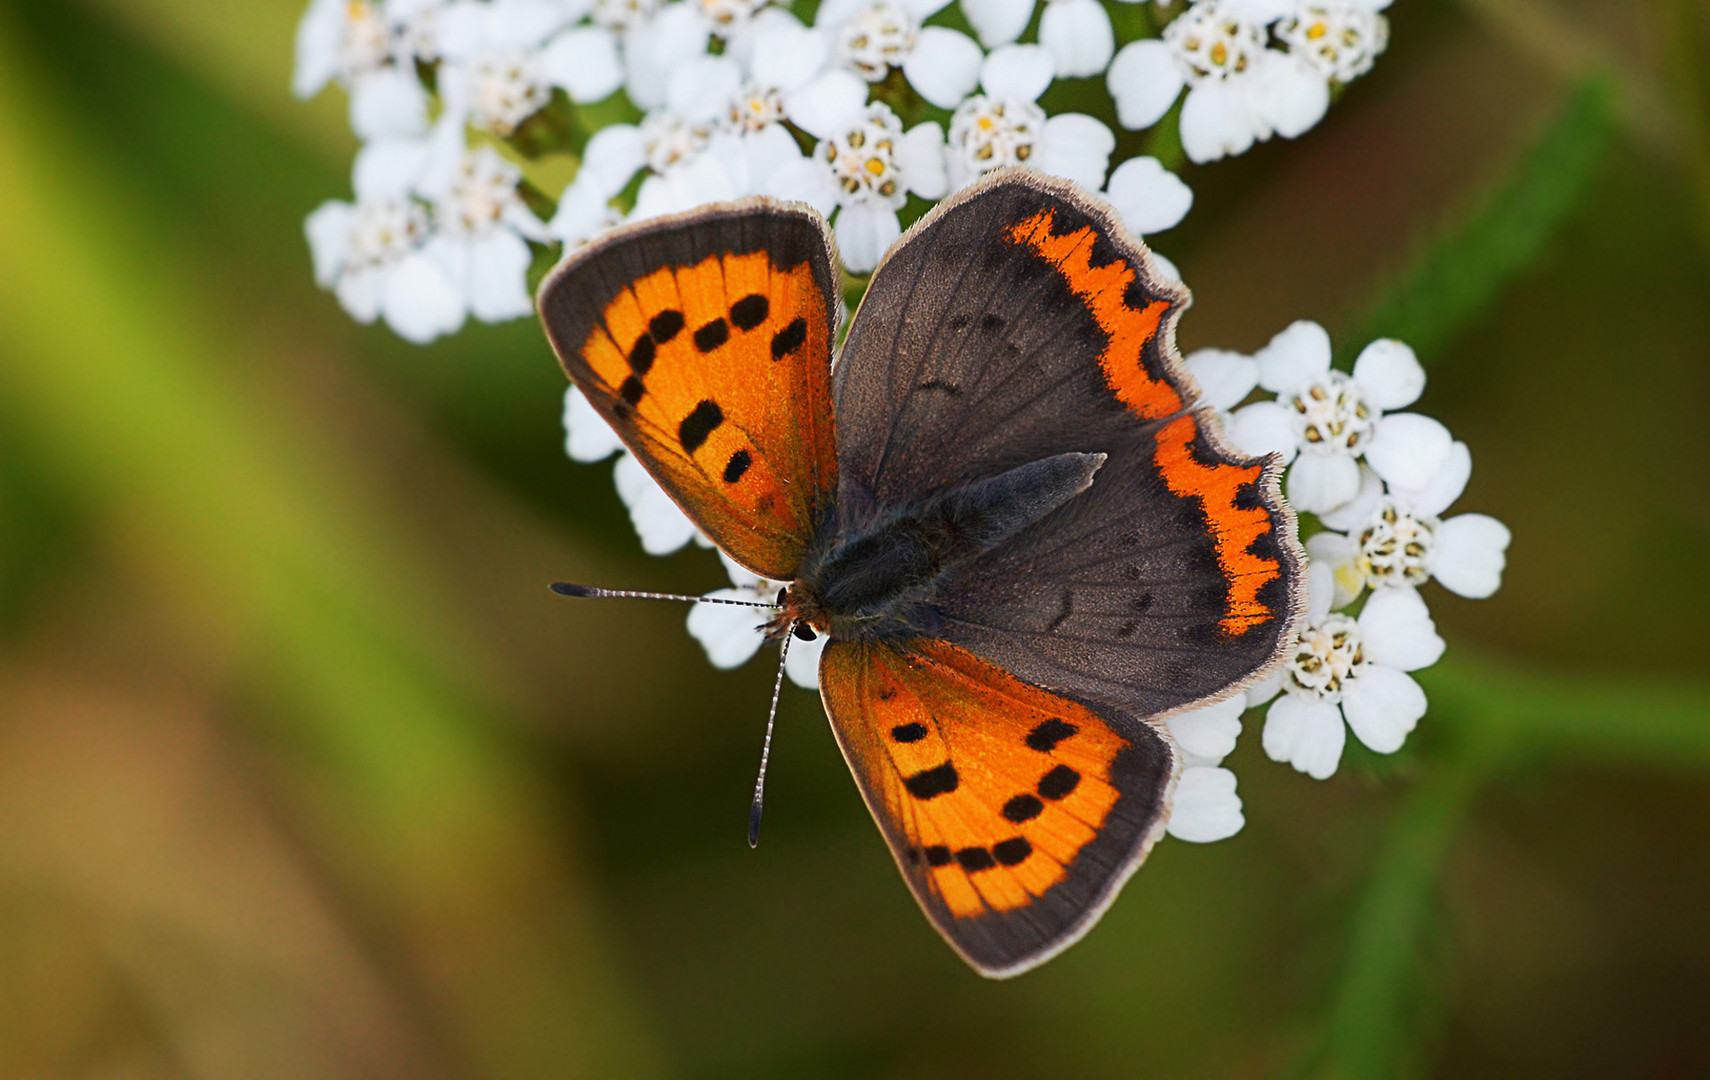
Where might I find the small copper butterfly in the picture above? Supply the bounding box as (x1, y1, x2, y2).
(536, 170, 1305, 977)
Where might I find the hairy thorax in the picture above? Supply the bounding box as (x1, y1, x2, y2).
(769, 452, 1106, 644)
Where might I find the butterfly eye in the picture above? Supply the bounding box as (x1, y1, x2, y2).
(776, 587, 789, 606)
(792, 623, 818, 642)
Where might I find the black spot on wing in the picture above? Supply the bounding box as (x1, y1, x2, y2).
(903, 762, 959, 800)
(1038, 764, 1080, 801)
(1044, 591, 1073, 633)
(722, 449, 751, 483)
(619, 375, 646, 406)
(955, 847, 996, 872)
(992, 837, 1032, 866)
(730, 293, 769, 330)
(1025, 719, 1078, 753)
(628, 333, 656, 375)
(693, 318, 730, 352)
(679, 400, 724, 453)
(890, 722, 928, 743)
(924, 845, 952, 867)
(649, 309, 685, 343)
(771, 317, 807, 360)
(1002, 794, 1043, 823)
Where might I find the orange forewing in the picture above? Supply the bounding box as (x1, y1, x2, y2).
(820, 637, 1174, 975)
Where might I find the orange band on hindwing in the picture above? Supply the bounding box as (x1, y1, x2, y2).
(1005, 209, 1182, 421)
(1153, 415, 1281, 635)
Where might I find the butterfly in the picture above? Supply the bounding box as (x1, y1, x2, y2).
(537, 170, 1305, 977)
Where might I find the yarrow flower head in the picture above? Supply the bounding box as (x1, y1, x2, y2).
(945, 46, 1114, 194)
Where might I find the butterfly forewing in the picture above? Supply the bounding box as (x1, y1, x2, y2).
(538, 201, 840, 580)
(835, 172, 1305, 719)
(819, 637, 1176, 977)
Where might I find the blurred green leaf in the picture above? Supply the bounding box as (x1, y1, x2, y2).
(0, 10, 665, 1077)
(1342, 78, 1615, 364)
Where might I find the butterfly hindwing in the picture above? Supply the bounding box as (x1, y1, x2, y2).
(819, 636, 1176, 977)
(538, 201, 840, 579)
(835, 172, 1304, 718)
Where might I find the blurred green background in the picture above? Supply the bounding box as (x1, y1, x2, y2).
(1, 1, 1707, 1077)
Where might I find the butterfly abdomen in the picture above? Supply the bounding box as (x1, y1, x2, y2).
(793, 452, 1105, 640)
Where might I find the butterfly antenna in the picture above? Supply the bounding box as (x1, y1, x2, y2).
(748, 625, 794, 849)
(549, 581, 778, 608)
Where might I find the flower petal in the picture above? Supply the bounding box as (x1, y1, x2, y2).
(1039, 0, 1114, 78)
(580, 123, 646, 197)
(1358, 586, 1444, 672)
(1180, 76, 1259, 164)
(1107, 40, 1183, 130)
(381, 249, 466, 343)
(981, 43, 1055, 103)
(961, 0, 1036, 47)
(763, 157, 841, 216)
(1255, 320, 1333, 391)
(1307, 530, 1364, 610)
(668, 55, 743, 126)
(1396, 440, 1471, 520)
(349, 67, 430, 141)
(687, 588, 770, 669)
(335, 265, 384, 323)
(563, 385, 626, 462)
(1228, 400, 1298, 463)
(1316, 465, 1383, 530)
(466, 229, 534, 322)
(786, 632, 827, 689)
(1105, 155, 1193, 236)
(1365, 413, 1454, 493)
(1248, 52, 1329, 140)
(1246, 670, 1284, 708)
(613, 451, 703, 554)
(1166, 695, 1244, 765)
(1263, 694, 1346, 780)
(305, 201, 355, 286)
(537, 27, 624, 103)
(834, 202, 901, 274)
(902, 28, 984, 109)
(899, 122, 950, 200)
(784, 69, 870, 140)
(1166, 766, 1244, 843)
(1342, 666, 1426, 754)
(1183, 348, 1257, 412)
(549, 173, 617, 245)
(1036, 113, 1114, 190)
(1352, 338, 1425, 409)
(1287, 450, 1363, 514)
(752, 22, 830, 94)
(1432, 513, 1511, 599)
(1305, 557, 1335, 625)
(292, 0, 344, 99)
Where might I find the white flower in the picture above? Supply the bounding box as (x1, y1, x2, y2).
(1103, 155, 1193, 238)
(623, 3, 714, 109)
(613, 451, 714, 554)
(687, 554, 823, 688)
(797, 102, 948, 273)
(1106, 0, 1329, 164)
(1223, 324, 1452, 515)
(304, 139, 464, 343)
(1039, 0, 1114, 78)
(946, 46, 1113, 192)
(1259, 570, 1444, 779)
(436, 0, 621, 135)
(422, 146, 551, 322)
(960, 0, 1035, 48)
(293, 0, 439, 140)
(812, 0, 983, 110)
(563, 385, 626, 462)
(1163, 695, 1245, 842)
(1310, 446, 1512, 604)
(1276, 1, 1391, 84)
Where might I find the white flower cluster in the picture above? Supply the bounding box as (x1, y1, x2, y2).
(1188, 321, 1510, 782)
(295, 0, 1423, 844)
